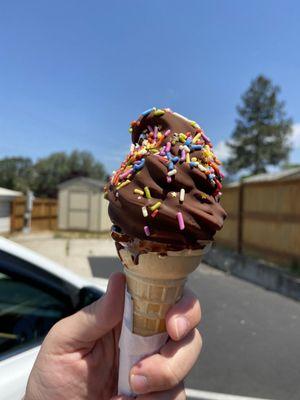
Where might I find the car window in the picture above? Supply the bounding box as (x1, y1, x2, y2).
(0, 272, 71, 360)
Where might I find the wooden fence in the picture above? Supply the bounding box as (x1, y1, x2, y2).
(11, 197, 58, 232)
(216, 178, 300, 267)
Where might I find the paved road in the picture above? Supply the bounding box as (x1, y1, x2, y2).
(89, 256, 300, 400)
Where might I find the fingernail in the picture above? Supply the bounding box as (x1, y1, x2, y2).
(175, 316, 189, 339)
(130, 374, 148, 393)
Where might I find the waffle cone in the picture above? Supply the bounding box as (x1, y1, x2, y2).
(118, 244, 211, 336)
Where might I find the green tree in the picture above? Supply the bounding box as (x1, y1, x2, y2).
(0, 157, 34, 192)
(68, 150, 106, 180)
(226, 75, 292, 175)
(33, 150, 106, 198)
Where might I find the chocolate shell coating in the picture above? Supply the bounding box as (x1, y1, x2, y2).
(106, 108, 226, 250)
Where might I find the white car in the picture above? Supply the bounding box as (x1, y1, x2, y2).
(0, 237, 107, 400)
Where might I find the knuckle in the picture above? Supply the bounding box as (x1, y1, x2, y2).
(42, 320, 65, 349)
(48, 319, 63, 337)
(86, 301, 97, 321)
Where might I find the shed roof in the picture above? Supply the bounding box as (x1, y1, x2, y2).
(58, 177, 106, 190)
(0, 187, 23, 199)
(226, 167, 300, 188)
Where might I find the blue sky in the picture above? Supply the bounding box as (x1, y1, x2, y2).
(1, 0, 300, 173)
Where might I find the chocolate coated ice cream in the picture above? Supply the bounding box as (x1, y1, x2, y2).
(106, 108, 226, 252)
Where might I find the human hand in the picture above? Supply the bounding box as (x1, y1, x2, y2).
(25, 272, 202, 400)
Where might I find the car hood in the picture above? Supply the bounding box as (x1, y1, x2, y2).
(0, 237, 108, 292)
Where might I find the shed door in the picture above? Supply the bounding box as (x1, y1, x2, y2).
(68, 191, 90, 230)
(0, 201, 11, 233)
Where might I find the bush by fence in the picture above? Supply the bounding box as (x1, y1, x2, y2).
(216, 177, 300, 268)
(11, 197, 57, 232)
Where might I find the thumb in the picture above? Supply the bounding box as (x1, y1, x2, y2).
(47, 272, 125, 351)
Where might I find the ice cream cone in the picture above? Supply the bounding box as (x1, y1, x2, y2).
(118, 244, 211, 336)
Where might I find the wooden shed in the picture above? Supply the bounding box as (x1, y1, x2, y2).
(58, 177, 110, 232)
(0, 188, 22, 233)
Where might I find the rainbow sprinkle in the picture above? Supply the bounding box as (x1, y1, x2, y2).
(144, 226, 150, 236)
(134, 188, 144, 195)
(133, 159, 145, 171)
(165, 142, 171, 152)
(154, 109, 165, 116)
(192, 132, 201, 143)
(190, 121, 200, 129)
(142, 107, 155, 116)
(168, 161, 174, 171)
(179, 188, 185, 203)
(177, 212, 185, 230)
(150, 201, 161, 212)
(198, 164, 207, 172)
(180, 150, 186, 161)
(191, 144, 203, 151)
(179, 133, 187, 143)
(119, 168, 133, 180)
(151, 209, 159, 218)
(167, 169, 177, 176)
(144, 186, 152, 199)
(116, 179, 131, 190)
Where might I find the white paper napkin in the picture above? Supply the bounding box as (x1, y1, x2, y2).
(118, 288, 168, 396)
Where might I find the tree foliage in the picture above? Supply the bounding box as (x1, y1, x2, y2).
(0, 151, 106, 198)
(226, 75, 293, 175)
(0, 157, 34, 192)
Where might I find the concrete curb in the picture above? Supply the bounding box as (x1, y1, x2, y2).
(203, 246, 300, 302)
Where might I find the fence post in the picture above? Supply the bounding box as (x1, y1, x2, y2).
(237, 179, 244, 253)
(49, 201, 52, 230)
(10, 200, 15, 233)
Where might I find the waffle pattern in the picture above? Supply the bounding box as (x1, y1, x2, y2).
(125, 267, 186, 336)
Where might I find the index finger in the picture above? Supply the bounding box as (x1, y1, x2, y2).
(165, 288, 201, 341)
